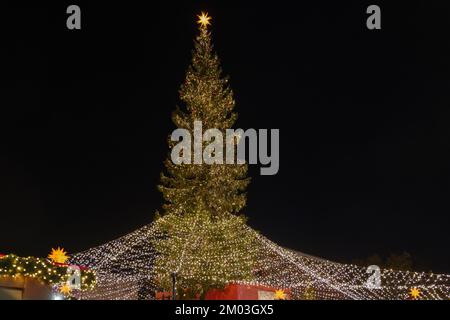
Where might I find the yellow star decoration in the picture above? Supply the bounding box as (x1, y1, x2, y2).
(274, 289, 286, 300)
(48, 247, 69, 264)
(409, 287, 421, 299)
(59, 283, 72, 295)
(197, 12, 211, 29)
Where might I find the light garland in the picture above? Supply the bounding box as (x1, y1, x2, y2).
(0, 254, 96, 291)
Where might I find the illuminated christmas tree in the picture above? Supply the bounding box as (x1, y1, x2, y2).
(152, 13, 258, 299)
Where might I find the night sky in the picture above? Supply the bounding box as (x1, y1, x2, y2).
(3, 1, 450, 273)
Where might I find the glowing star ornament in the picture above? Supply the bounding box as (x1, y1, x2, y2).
(48, 247, 69, 264)
(197, 12, 211, 29)
(409, 287, 421, 299)
(59, 283, 72, 295)
(274, 289, 286, 300)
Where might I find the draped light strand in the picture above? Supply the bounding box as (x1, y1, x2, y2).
(70, 222, 450, 300)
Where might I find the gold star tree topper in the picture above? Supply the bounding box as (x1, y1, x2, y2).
(48, 247, 70, 264)
(197, 12, 211, 29)
(409, 287, 421, 299)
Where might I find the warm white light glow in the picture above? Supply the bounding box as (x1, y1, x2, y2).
(70, 222, 450, 300)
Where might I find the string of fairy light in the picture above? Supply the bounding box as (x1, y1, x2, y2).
(69, 221, 450, 300)
(0, 248, 97, 298)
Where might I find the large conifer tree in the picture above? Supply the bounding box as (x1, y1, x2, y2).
(152, 13, 257, 299)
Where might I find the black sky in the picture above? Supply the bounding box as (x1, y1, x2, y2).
(2, 1, 450, 273)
